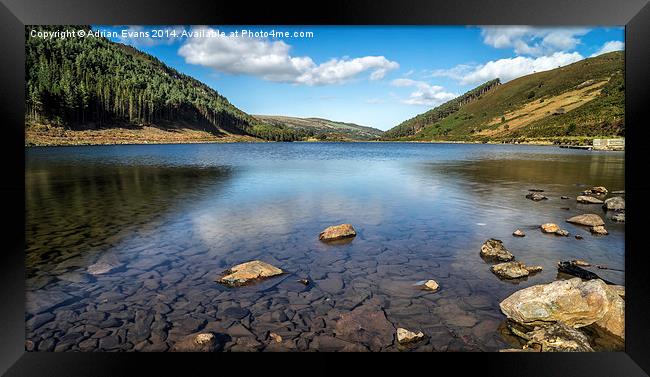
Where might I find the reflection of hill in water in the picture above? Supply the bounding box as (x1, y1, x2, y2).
(26, 164, 234, 277)
(421, 153, 624, 191)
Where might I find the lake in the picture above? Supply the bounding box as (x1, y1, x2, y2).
(25, 142, 625, 351)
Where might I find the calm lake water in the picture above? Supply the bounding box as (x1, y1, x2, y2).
(25, 142, 625, 352)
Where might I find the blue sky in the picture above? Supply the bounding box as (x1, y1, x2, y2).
(95, 25, 624, 130)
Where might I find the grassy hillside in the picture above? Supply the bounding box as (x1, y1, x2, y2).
(382, 79, 501, 139)
(386, 51, 624, 144)
(255, 115, 383, 141)
(25, 25, 303, 143)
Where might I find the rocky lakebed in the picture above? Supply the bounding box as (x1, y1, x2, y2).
(25, 143, 625, 352)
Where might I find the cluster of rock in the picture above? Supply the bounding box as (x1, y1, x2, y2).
(524, 185, 624, 228)
(577, 186, 625, 223)
(480, 239, 542, 280)
(499, 278, 624, 351)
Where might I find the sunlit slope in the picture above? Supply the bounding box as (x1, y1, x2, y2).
(386, 51, 624, 142)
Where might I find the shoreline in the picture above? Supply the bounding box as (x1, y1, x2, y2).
(25, 124, 624, 150)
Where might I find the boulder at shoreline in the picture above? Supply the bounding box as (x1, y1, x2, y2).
(499, 278, 623, 345)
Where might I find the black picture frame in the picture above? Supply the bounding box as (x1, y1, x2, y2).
(1, 0, 649, 375)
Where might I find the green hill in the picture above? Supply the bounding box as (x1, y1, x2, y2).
(384, 51, 624, 144)
(25, 25, 304, 144)
(254, 115, 383, 141)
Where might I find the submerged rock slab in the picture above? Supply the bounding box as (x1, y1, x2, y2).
(566, 214, 605, 227)
(216, 260, 283, 287)
(480, 239, 514, 262)
(319, 224, 357, 242)
(334, 303, 395, 351)
(499, 278, 613, 328)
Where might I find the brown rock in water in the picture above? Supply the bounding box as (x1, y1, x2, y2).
(589, 186, 608, 195)
(491, 261, 542, 279)
(491, 261, 530, 279)
(269, 332, 283, 343)
(572, 259, 590, 267)
(526, 192, 548, 201)
(561, 196, 570, 200)
(610, 212, 625, 222)
(555, 229, 570, 237)
(513, 229, 525, 237)
(480, 239, 514, 262)
(525, 322, 594, 352)
(172, 332, 220, 352)
(499, 278, 615, 329)
(415, 279, 439, 292)
(603, 197, 625, 211)
(566, 214, 605, 227)
(577, 195, 604, 204)
(540, 223, 560, 233)
(334, 303, 395, 351)
(319, 223, 356, 241)
(590, 226, 609, 235)
(526, 265, 543, 273)
(216, 260, 283, 287)
(396, 328, 425, 344)
(575, 235, 584, 240)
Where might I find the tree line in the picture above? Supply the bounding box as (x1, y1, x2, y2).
(25, 25, 305, 141)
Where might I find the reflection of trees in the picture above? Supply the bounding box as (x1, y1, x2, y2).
(25, 163, 233, 276)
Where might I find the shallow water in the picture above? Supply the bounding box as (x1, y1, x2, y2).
(25, 142, 625, 351)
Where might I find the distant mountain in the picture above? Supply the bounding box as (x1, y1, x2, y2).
(25, 25, 303, 143)
(383, 51, 624, 143)
(254, 115, 384, 141)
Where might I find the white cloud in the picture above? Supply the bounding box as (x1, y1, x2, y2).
(391, 78, 456, 106)
(452, 51, 584, 85)
(178, 26, 398, 85)
(591, 40, 624, 57)
(480, 26, 590, 56)
(429, 64, 475, 81)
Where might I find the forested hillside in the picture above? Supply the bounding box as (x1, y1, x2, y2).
(25, 25, 303, 142)
(254, 115, 383, 141)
